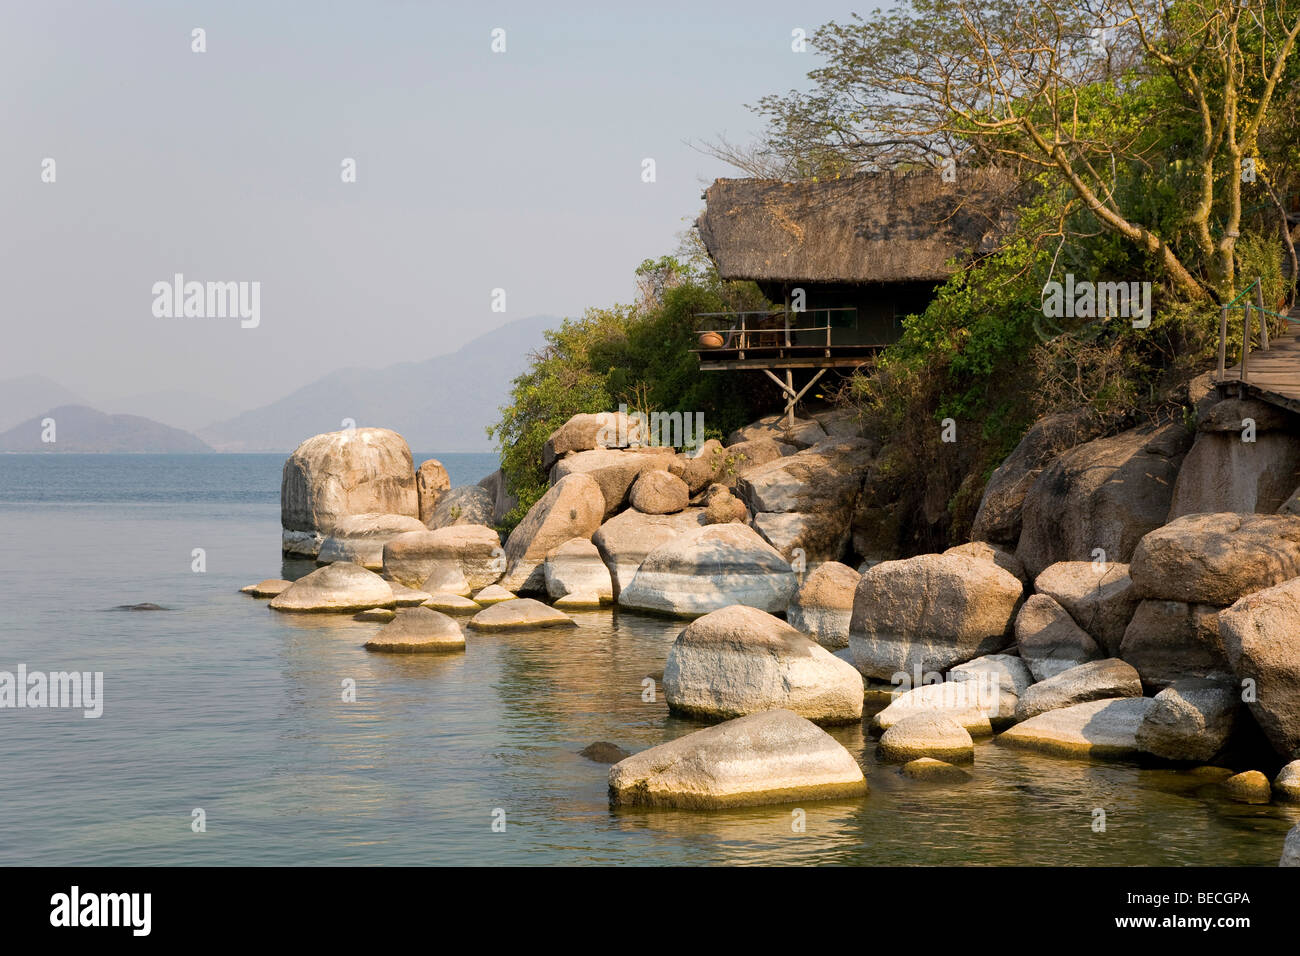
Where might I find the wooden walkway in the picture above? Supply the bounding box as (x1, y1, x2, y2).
(1213, 307, 1300, 414)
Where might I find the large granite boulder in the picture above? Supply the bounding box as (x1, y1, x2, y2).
(316, 513, 427, 569)
(466, 598, 577, 631)
(415, 459, 450, 524)
(1220, 576, 1300, 757)
(591, 507, 708, 597)
(1118, 600, 1230, 690)
(1014, 658, 1144, 722)
(281, 427, 418, 557)
(999, 697, 1156, 759)
(617, 524, 798, 617)
(786, 561, 859, 650)
(1168, 402, 1300, 518)
(1134, 679, 1237, 762)
(848, 552, 1023, 680)
(703, 485, 749, 525)
(425, 485, 495, 531)
(542, 410, 644, 471)
(544, 537, 613, 603)
(1129, 512, 1300, 606)
(382, 525, 504, 591)
(607, 709, 867, 809)
(667, 439, 726, 493)
(269, 561, 395, 613)
(551, 448, 670, 519)
(476, 469, 518, 526)
(1014, 593, 1102, 681)
(944, 541, 1029, 586)
(364, 606, 465, 653)
(628, 470, 689, 515)
(1033, 561, 1139, 656)
(738, 438, 873, 563)
(971, 409, 1108, 548)
(663, 605, 864, 724)
(1015, 422, 1192, 578)
(499, 474, 605, 593)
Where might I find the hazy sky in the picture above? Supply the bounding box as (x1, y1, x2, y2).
(0, 0, 872, 411)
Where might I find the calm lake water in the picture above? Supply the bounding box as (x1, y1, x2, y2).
(0, 453, 1296, 865)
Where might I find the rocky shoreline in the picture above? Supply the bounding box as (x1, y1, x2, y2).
(246, 394, 1300, 864)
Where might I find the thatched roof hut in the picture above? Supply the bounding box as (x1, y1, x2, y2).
(697, 168, 1019, 285)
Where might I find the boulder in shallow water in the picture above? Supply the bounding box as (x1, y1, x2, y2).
(663, 605, 864, 725)
(316, 513, 427, 570)
(607, 709, 867, 809)
(878, 713, 975, 763)
(1014, 659, 1143, 722)
(1134, 679, 1237, 762)
(422, 592, 480, 613)
(364, 606, 465, 653)
(467, 598, 577, 631)
(786, 561, 859, 650)
(269, 561, 396, 613)
(472, 584, 515, 605)
(1274, 761, 1300, 802)
(999, 697, 1154, 759)
(544, 537, 613, 603)
(901, 758, 971, 783)
(499, 474, 606, 593)
(281, 427, 418, 557)
(618, 523, 798, 617)
(848, 552, 1023, 680)
(579, 742, 630, 764)
(1219, 576, 1300, 758)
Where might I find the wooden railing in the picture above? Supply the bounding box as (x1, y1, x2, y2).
(692, 308, 856, 351)
(1217, 277, 1295, 382)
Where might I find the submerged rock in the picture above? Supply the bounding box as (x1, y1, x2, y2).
(999, 697, 1155, 759)
(878, 713, 975, 764)
(113, 603, 167, 611)
(364, 606, 465, 653)
(607, 709, 867, 809)
(663, 605, 864, 725)
(1223, 770, 1271, 805)
(269, 562, 395, 613)
(579, 742, 630, 764)
(240, 579, 291, 598)
(618, 524, 798, 617)
(901, 758, 971, 783)
(467, 598, 577, 631)
(422, 592, 481, 613)
(353, 607, 396, 622)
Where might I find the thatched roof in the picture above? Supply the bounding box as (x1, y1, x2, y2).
(697, 168, 1019, 285)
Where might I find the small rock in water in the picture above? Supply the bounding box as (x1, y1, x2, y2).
(354, 608, 396, 622)
(423, 592, 480, 613)
(240, 579, 291, 598)
(901, 758, 970, 783)
(878, 713, 974, 764)
(364, 607, 465, 653)
(579, 742, 630, 764)
(113, 603, 167, 611)
(1275, 760, 1300, 802)
(1222, 770, 1271, 804)
(1189, 765, 1235, 781)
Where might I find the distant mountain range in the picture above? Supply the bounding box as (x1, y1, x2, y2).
(0, 405, 214, 453)
(0, 314, 555, 454)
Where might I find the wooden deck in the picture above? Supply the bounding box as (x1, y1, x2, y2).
(691, 344, 885, 372)
(1213, 306, 1300, 413)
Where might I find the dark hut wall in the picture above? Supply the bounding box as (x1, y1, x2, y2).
(757, 280, 937, 347)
